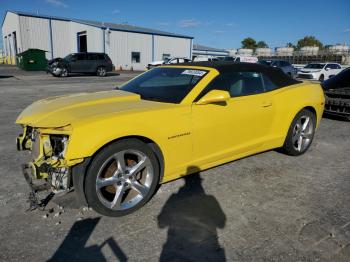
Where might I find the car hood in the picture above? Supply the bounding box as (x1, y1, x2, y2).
(48, 57, 67, 65)
(16, 90, 164, 128)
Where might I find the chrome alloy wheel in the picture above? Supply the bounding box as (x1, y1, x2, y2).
(292, 115, 314, 152)
(95, 150, 154, 211)
(60, 67, 68, 77)
(97, 67, 106, 76)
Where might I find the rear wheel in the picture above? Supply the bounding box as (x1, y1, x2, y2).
(84, 139, 160, 216)
(96, 66, 107, 77)
(281, 109, 316, 156)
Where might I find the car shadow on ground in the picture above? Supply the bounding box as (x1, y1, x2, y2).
(49, 167, 227, 261)
(157, 168, 227, 261)
(48, 217, 127, 262)
(0, 75, 13, 79)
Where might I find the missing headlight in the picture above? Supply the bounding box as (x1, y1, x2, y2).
(50, 135, 69, 158)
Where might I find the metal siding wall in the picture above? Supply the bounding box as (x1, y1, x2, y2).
(2, 12, 21, 60)
(70, 22, 103, 53)
(107, 31, 152, 71)
(154, 36, 191, 60)
(19, 16, 50, 58)
(51, 20, 72, 58)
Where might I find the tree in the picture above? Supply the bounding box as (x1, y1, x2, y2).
(241, 37, 257, 49)
(257, 41, 268, 48)
(296, 36, 323, 50)
(286, 42, 296, 49)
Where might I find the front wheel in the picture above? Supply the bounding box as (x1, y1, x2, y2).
(60, 67, 68, 77)
(281, 109, 316, 156)
(84, 139, 160, 216)
(319, 74, 324, 82)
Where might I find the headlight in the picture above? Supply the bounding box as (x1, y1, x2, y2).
(50, 135, 69, 158)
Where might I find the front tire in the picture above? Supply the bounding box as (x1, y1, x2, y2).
(281, 109, 316, 156)
(60, 67, 68, 77)
(84, 139, 160, 217)
(319, 74, 324, 82)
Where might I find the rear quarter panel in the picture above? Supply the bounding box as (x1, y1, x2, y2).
(269, 82, 325, 147)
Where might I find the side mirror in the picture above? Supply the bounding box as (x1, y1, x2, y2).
(325, 67, 330, 71)
(196, 90, 230, 105)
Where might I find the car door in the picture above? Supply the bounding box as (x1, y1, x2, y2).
(86, 53, 98, 73)
(69, 53, 86, 73)
(191, 71, 275, 166)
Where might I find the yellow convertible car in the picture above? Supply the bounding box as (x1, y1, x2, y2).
(16, 62, 325, 216)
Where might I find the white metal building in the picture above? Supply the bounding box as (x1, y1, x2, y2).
(1, 11, 193, 70)
(192, 44, 229, 58)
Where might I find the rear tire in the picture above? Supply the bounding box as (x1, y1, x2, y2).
(84, 139, 160, 217)
(281, 109, 316, 156)
(97, 66, 107, 77)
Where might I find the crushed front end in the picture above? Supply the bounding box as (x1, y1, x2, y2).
(16, 125, 82, 208)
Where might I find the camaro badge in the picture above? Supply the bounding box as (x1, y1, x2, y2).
(168, 132, 191, 140)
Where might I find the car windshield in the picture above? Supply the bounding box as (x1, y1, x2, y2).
(120, 67, 208, 103)
(63, 54, 73, 60)
(305, 64, 324, 69)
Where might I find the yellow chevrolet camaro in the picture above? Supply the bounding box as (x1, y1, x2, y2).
(16, 62, 325, 216)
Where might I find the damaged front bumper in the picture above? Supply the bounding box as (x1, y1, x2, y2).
(16, 125, 83, 200)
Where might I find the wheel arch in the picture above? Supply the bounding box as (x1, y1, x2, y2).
(303, 105, 318, 125)
(279, 105, 318, 146)
(71, 135, 165, 207)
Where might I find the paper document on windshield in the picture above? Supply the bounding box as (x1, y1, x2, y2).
(181, 70, 206, 77)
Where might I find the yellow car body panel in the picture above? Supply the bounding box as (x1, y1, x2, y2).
(16, 65, 325, 183)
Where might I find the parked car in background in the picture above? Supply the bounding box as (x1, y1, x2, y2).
(47, 52, 114, 77)
(217, 56, 235, 61)
(232, 56, 258, 63)
(146, 57, 191, 69)
(322, 67, 350, 120)
(297, 63, 342, 82)
(259, 59, 295, 78)
(192, 56, 219, 62)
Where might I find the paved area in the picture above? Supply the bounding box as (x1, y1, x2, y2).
(0, 65, 349, 262)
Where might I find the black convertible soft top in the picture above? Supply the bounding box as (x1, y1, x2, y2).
(179, 61, 301, 88)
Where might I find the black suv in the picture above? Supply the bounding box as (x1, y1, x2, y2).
(48, 52, 114, 77)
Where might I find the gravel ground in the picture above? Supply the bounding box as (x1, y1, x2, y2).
(0, 65, 349, 262)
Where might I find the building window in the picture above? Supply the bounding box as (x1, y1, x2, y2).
(131, 52, 140, 63)
(162, 54, 171, 60)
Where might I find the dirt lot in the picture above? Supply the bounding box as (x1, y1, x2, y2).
(0, 65, 349, 262)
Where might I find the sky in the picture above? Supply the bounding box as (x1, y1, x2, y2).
(1, 0, 350, 50)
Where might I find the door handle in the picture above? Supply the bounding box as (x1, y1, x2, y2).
(261, 101, 272, 107)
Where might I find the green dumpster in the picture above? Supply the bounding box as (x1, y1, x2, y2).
(17, 49, 47, 71)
